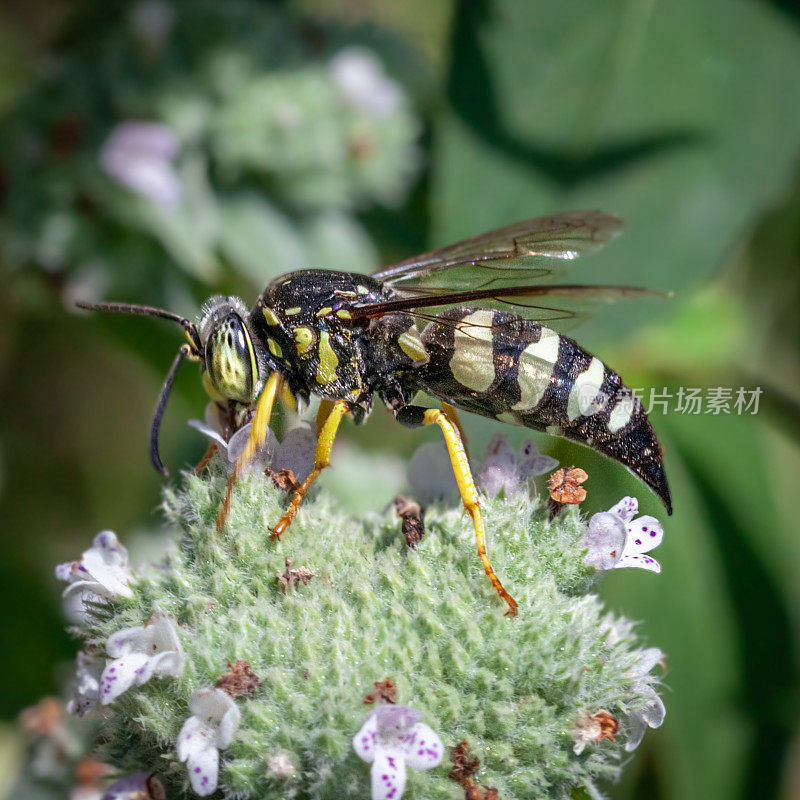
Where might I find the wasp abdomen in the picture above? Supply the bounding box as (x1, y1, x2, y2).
(416, 308, 672, 513)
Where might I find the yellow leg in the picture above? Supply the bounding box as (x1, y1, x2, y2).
(315, 399, 336, 435)
(441, 401, 470, 464)
(216, 371, 282, 532)
(271, 399, 348, 539)
(422, 408, 518, 617)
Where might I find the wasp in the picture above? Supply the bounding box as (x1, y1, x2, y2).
(79, 210, 671, 616)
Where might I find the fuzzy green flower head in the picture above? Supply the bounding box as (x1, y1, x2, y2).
(57, 438, 666, 800)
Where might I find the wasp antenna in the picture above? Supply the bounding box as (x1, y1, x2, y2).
(76, 300, 202, 355)
(150, 345, 189, 478)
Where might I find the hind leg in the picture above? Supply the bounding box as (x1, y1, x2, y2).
(397, 405, 517, 617)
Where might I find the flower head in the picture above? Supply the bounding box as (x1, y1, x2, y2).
(477, 435, 558, 498)
(353, 704, 443, 800)
(582, 496, 663, 572)
(329, 47, 404, 117)
(99, 612, 185, 704)
(100, 121, 182, 207)
(56, 531, 133, 619)
(177, 688, 241, 796)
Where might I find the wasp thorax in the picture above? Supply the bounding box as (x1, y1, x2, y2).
(205, 314, 257, 403)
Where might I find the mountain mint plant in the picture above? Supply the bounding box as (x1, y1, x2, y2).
(52, 432, 666, 800)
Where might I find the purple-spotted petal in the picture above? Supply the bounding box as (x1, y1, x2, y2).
(609, 496, 638, 523)
(623, 515, 663, 555)
(400, 722, 443, 770)
(186, 688, 241, 749)
(615, 553, 661, 573)
(582, 512, 626, 570)
(370, 747, 407, 800)
(105, 624, 149, 658)
(55, 561, 78, 581)
(353, 711, 379, 763)
(177, 715, 213, 762)
(101, 771, 150, 800)
(185, 743, 219, 797)
(99, 652, 150, 704)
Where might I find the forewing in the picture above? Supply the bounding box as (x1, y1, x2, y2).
(372, 210, 624, 289)
(351, 283, 663, 333)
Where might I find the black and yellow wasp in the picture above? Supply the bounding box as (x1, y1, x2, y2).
(79, 210, 671, 616)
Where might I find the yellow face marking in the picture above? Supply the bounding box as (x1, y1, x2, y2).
(285, 306, 302, 316)
(450, 309, 496, 393)
(335, 309, 352, 320)
(512, 328, 561, 412)
(294, 326, 315, 354)
(316, 306, 333, 318)
(316, 332, 339, 385)
(267, 337, 283, 358)
(335, 290, 357, 298)
(357, 285, 369, 294)
(398, 329, 429, 365)
(262, 306, 281, 326)
(567, 357, 606, 421)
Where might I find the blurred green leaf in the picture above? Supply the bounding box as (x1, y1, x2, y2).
(299, 211, 378, 273)
(218, 193, 306, 285)
(433, 0, 800, 341)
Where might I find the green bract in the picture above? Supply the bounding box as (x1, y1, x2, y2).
(78, 464, 664, 799)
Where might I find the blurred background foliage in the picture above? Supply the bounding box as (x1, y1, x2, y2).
(1, 1, 799, 799)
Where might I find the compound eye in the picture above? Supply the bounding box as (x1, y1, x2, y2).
(205, 314, 257, 403)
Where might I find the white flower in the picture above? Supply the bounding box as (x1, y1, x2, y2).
(623, 648, 666, 752)
(406, 442, 457, 505)
(100, 121, 182, 207)
(55, 531, 133, 619)
(67, 651, 104, 716)
(582, 496, 663, 572)
(273, 424, 316, 484)
(177, 688, 241, 797)
(99, 612, 185, 704)
(477, 435, 558, 498)
(188, 403, 277, 474)
(101, 772, 164, 800)
(329, 47, 404, 117)
(189, 405, 315, 482)
(353, 705, 443, 800)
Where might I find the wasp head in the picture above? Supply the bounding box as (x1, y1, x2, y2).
(198, 296, 264, 404)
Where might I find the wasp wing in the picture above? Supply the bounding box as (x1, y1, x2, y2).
(350, 283, 664, 334)
(372, 210, 624, 291)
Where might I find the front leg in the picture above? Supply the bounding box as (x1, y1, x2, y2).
(270, 399, 349, 539)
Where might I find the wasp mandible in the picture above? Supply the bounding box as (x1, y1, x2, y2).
(79, 210, 671, 617)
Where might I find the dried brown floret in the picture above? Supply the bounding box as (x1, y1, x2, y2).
(449, 739, 499, 799)
(394, 495, 425, 547)
(363, 676, 398, 705)
(265, 468, 301, 492)
(548, 466, 588, 519)
(571, 708, 620, 754)
(19, 697, 64, 738)
(215, 659, 261, 699)
(276, 557, 315, 594)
